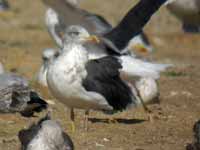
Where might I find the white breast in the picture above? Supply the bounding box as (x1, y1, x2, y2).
(47, 45, 112, 110)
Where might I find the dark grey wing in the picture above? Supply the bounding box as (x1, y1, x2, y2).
(42, 0, 110, 35)
(82, 56, 136, 111)
(103, 0, 167, 50)
(85, 13, 112, 34)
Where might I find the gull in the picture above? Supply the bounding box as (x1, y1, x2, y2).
(18, 114, 74, 150)
(43, 0, 166, 53)
(37, 48, 59, 87)
(45, 7, 154, 54)
(46, 26, 170, 130)
(0, 73, 47, 117)
(166, 0, 200, 33)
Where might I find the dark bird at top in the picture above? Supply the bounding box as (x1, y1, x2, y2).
(42, 0, 167, 54)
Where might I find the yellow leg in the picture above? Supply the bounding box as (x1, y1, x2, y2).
(70, 108, 75, 132)
(84, 110, 89, 131)
(134, 85, 153, 122)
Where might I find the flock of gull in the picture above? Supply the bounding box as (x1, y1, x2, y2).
(0, 0, 200, 149)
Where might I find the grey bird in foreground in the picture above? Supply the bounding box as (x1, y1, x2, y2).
(166, 0, 200, 33)
(43, 0, 166, 53)
(0, 73, 47, 117)
(18, 115, 74, 150)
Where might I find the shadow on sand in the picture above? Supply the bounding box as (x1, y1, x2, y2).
(89, 118, 146, 124)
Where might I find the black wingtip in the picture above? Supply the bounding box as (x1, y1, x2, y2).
(104, 0, 167, 50)
(20, 91, 48, 117)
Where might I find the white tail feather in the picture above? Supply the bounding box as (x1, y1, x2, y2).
(120, 56, 172, 79)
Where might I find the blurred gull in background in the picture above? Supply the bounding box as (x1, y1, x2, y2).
(43, 0, 156, 54)
(0, 73, 47, 117)
(37, 48, 59, 87)
(166, 0, 200, 33)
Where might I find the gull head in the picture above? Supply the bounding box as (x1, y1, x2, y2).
(63, 25, 100, 46)
(42, 48, 59, 67)
(63, 25, 90, 44)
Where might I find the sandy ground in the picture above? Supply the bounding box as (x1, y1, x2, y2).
(0, 0, 200, 150)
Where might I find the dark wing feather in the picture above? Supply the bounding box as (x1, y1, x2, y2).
(104, 0, 167, 50)
(20, 91, 47, 117)
(83, 56, 135, 111)
(42, 0, 110, 35)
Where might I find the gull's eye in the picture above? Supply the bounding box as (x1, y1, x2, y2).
(69, 31, 80, 36)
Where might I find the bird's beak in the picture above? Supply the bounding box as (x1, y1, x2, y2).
(84, 35, 100, 43)
(131, 44, 149, 54)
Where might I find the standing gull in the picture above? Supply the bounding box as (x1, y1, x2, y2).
(46, 26, 169, 130)
(43, 0, 166, 53)
(166, 0, 200, 33)
(18, 115, 74, 150)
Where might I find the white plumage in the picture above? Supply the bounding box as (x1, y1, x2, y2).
(47, 38, 112, 111)
(0, 62, 4, 74)
(45, 8, 63, 48)
(136, 77, 159, 104)
(120, 55, 171, 80)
